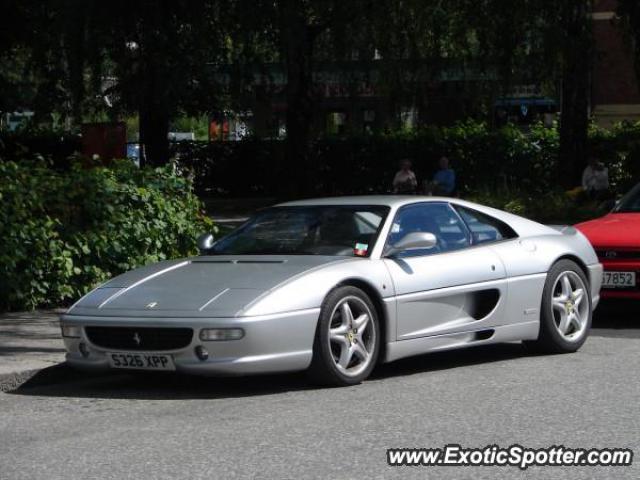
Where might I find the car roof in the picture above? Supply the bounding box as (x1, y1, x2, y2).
(276, 195, 455, 208)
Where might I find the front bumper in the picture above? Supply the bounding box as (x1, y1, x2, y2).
(60, 309, 319, 376)
(588, 263, 604, 309)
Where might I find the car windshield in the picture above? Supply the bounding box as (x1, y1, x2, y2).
(208, 205, 390, 257)
(614, 184, 640, 213)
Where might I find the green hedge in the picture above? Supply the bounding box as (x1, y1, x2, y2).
(464, 188, 609, 225)
(0, 158, 214, 311)
(173, 120, 640, 197)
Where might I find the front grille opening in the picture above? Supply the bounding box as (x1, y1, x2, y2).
(596, 250, 640, 260)
(191, 259, 286, 264)
(192, 259, 234, 263)
(235, 260, 286, 264)
(85, 326, 193, 351)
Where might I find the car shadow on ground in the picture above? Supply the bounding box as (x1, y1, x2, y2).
(591, 299, 640, 338)
(8, 300, 638, 401)
(9, 343, 529, 401)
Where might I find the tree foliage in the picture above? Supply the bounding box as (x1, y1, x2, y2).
(0, 156, 214, 310)
(0, 1, 233, 165)
(1, 0, 630, 182)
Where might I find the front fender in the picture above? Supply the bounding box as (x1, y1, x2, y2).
(240, 258, 394, 316)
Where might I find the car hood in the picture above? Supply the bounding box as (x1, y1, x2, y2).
(67, 255, 348, 318)
(575, 213, 640, 248)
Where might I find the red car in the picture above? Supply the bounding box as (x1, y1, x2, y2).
(576, 183, 640, 299)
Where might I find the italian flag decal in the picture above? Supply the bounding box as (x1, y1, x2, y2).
(354, 242, 368, 256)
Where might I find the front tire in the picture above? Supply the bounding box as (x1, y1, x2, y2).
(308, 286, 380, 386)
(526, 259, 592, 353)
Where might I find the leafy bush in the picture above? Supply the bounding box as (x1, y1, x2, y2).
(0, 129, 82, 168)
(465, 188, 606, 225)
(588, 121, 640, 192)
(6, 119, 638, 199)
(174, 120, 637, 198)
(0, 158, 214, 311)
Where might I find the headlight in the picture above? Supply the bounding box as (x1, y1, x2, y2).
(199, 328, 244, 341)
(61, 325, 82, 338)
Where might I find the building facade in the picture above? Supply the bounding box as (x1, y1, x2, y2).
(592, 0, 640, 126)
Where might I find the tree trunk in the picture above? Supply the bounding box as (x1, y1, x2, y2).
(281, 1, 315, 199)
(138, 1, 170, 168)
(558, 1, 592, 188)
(63, 3, 87, 128)
(139, 91, 170, 168)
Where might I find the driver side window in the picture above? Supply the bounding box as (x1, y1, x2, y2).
(387, 203, 470, 257)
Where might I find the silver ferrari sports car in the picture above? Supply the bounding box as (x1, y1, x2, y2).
(61, 196, 603, 386)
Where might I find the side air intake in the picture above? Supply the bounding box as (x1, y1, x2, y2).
(468, 289, 500, 320)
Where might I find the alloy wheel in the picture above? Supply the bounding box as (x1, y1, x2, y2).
(550, 271, 590, 342)
(327, 296, 376, 377)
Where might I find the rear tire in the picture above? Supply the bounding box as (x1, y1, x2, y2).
(525, 259, 592, 353)
(307, 286, 380, 386)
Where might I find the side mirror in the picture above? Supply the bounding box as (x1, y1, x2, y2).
(197, 233, 215, 254)
(385, 232, 437, 257)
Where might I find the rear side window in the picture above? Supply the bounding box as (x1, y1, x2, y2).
(454, 206, 518, 245)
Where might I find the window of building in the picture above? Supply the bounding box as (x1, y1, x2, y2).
(326, 111, 347, 135)
(399, 107, 418, 131)
(266, 113, 286, 139)
(363, 109, 376, 134)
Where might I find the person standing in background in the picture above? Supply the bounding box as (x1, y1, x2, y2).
(425, 155, 456, 195)
(392, 159, 418, 194)
(581, 156, 609, 200)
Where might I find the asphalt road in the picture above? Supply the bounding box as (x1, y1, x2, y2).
(1, 302, 638, 480)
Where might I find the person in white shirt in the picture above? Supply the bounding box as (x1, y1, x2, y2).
(392, 159, 418, 194)
(582, 157, 609, 199)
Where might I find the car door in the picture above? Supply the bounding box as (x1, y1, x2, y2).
(383, 202, 507, 340)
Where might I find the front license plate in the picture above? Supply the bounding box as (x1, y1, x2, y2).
(602, 271, 636, 289)
(107, 352, 176, 371)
